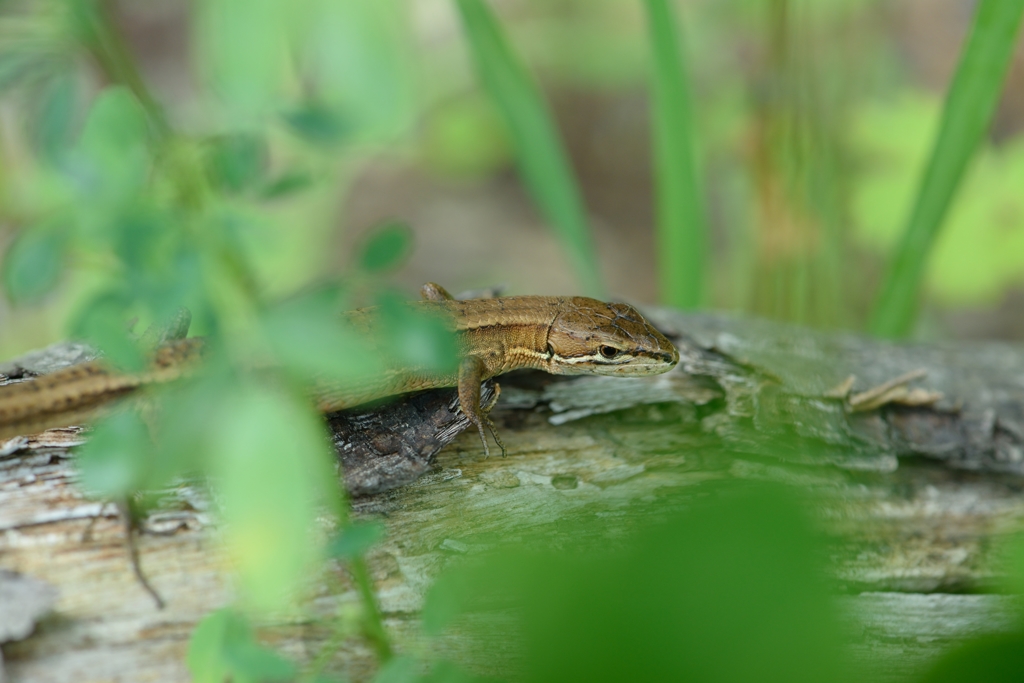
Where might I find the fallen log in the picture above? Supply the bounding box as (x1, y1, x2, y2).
(1, 309, 1023, 682)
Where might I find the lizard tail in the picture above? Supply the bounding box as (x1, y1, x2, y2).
(0, 338, 206, 442)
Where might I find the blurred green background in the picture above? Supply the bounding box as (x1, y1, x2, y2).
(1, 0, 1023, 361)
(2, 2, 1024, 682)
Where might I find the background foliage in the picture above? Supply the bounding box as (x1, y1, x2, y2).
(1, 0, 1024, 681)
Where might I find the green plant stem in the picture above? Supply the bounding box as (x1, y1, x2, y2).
(77, 1, 217, 217)
(350, 556, 393, 663)
(868, 0, 1024, 338)
(80, 2, 249, 307)
(79, 0, 172, 141)
(643, 0, 706, 309)
(75, 7, 396, 670)
(301, 571, 357, 683)
(330, 492, 393, 665)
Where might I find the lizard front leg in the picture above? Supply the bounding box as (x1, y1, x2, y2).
(458, 355, 505, 457)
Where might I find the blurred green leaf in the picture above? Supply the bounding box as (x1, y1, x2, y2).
(67, 86, 151, 209)
(996, 530, 1024, 596)
(207, 133, 268, 193)
(2, 225, 66, 304)
(129, 245, 212, 337)
(188, 609, 241, 683)
(259, 170, 314, 200)
(223, 638, 297, 681)
(869, 0, 1024, 337)
(643, 0, 706, 309)
(70, 290, 145, 372)
(111, 205, 173, 271)
(356, 222, 413, 273)
(283, 102, 352, 147)
(76, 411, 152, 499)
(210, 383, 340, 613)
(427, 482, 857, 683)
(0, 47, 57, 92)
(421, 660, 495, 683)
(300, 0, 413, 140)
(76, 85, 149, 168)
(916, 631, 1024, 683)
(326, 521, 385, 560)
(422, 566, 476, 637)
(372, 655, 419, 683)
(0, 10, 73, 93)
(28, 73, 80, 163)
(376, 290, 459, 377)
(150, 359, 235, 484)
(0, 48, 52, 92)
(261, 288, 382, 388)
(193, 0, 290, 114)
(455, 0, 604, 298)
(187, 608, 296, 683)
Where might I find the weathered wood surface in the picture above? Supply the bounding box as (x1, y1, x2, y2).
(845, 592, 1020, 682)
(2, 310, 1024, 682)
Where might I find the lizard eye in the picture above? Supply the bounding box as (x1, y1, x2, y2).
(599, 345, 619, 359)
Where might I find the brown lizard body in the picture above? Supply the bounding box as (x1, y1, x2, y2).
(0, 284, 679, 451)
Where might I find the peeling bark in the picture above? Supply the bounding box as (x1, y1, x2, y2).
(1, 310, 1024, 682)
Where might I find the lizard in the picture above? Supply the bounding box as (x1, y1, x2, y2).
(0, 283, 680, 454)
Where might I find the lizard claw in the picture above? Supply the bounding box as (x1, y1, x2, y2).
(472, 414, 506, 458)
(485, 416, 506, 458)
(474, 421, 490, 458)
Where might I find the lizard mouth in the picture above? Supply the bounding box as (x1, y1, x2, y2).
(589, 352, 678, 377)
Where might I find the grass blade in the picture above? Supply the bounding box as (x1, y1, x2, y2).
(869, 0, 1024, 338)
(643, 0, 707, 309)
(455, 0, 604, 298)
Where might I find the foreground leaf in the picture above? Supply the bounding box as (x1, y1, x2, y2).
(210, 384, 340, 613)
(2, 225, 66, 304)
(356, 221, 413, 273)
(326, 521, 385, 560)
(188, 609, 296, 683)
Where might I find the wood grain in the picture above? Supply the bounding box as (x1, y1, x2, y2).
(2, 309, 1024, 682)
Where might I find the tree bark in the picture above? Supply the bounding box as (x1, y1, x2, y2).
(1, 309, 1024, 682)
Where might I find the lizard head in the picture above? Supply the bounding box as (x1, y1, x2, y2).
(545, 298, 679, 376)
